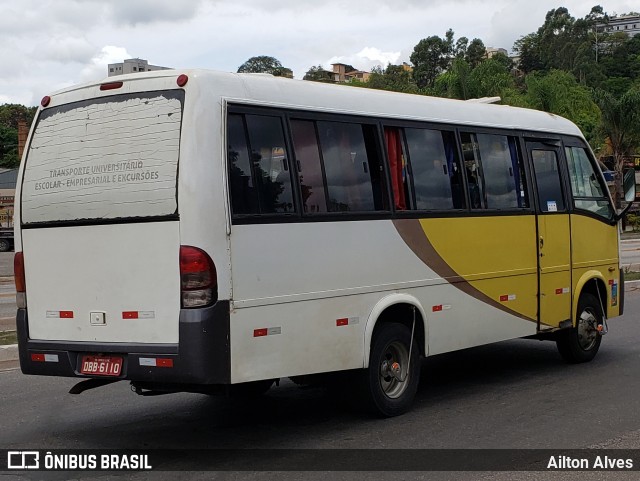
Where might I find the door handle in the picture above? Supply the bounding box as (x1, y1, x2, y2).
(539, 236, 544, 249)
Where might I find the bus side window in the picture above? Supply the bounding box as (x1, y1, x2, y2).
(244, 114, 296, 214)
(290, 120, 328, 214)
(565, 146, 613, 220)
(531, 150, 566, 212)
(460, 132, 485, 209)
(227, 114, 259, 215)
(461, 132, 528, 210)
(405, 128, 465, 210)
(316, 121, 386, 212)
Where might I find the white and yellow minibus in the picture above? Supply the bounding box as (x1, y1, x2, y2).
(14, 70, 633, 416)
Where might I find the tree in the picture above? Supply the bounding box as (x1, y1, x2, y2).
(537, 7, 576, 70)
(366, 64, 419, 93)
(489, 52, 514, 72)
(465, 38, 486, 68)
(237, 56, 292, 77)
(468, 58, 514, 98)
(592, 87, 640, 205)
(303, 65, 333, 83)
(0, 104, 37, 168)
(434, 58, 471, 99)
(523, 70, 600, 140)
(435, 57, 515, 100)
(410, 29, 455, 89)
(454, 37, 469, 59)
(514, 33, 544, 73)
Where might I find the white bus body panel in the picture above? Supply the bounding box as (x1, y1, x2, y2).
(22, 222, 181, 343)
(229, 220, 536, 382)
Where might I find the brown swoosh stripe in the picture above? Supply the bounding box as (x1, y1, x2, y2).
(393, 218, 535, 323)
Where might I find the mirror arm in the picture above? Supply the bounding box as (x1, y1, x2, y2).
(615, 201, 635, 222)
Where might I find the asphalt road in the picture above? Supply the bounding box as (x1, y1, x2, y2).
(1, 288, 640, 480)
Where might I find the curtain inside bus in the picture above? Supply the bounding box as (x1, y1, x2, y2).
(384, 128, 406, 210)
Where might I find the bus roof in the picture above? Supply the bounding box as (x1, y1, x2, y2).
(48, 68, 584, 138)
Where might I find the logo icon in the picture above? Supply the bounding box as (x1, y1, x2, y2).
(7, 451, 40, 470)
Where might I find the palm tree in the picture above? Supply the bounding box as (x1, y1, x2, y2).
(592, 87, 640, 206)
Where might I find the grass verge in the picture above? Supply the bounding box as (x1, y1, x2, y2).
(625, 271, 640, 281)
(0, 330, 17, 345)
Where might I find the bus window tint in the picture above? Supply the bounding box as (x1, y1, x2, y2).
(317, 121, 384, 212)
(565, 146, 613, 220)
(405, 129, 464, 210)
(532, 150, 566, 212)
(244, 115, 295, 214)
(461, 132, 526, 210)
(290, 120, 328, 213)
(460, 133, 486, 209)
(476, 134, 527, 209)
(227, 114, 259, 214)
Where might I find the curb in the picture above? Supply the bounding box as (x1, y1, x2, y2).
(0, 343, 18, 362)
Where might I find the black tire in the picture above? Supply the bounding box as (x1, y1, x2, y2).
(556, 292, 603, 363)
(0, 238, 10, 252)
(357, 323, 420, 417)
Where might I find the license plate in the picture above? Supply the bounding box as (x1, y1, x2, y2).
(80, 355, 123, 376)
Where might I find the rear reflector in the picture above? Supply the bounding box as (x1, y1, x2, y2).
(46, 311, 74, 319)
(180, 246, 217, 308)
(139, 357, 174, 368)
(30, 353, 58, 363)
(122, 311, 155, 319)
(254, 328, 268, 337)
(14, 252, 25, 292)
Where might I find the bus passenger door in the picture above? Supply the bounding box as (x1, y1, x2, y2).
(527, 141, 572, 330)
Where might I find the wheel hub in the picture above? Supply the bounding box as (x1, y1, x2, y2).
(577, 308, 599, 350)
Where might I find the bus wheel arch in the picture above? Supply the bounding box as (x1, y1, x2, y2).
(557, 274, 607, 364)
(573, 272, 608, 325)
(363, 295, 427, 369)
(353, 296, 426, 416)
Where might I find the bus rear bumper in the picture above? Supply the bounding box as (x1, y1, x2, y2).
(16, 301, 231, 386)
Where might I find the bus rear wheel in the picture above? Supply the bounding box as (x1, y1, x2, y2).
(358, 322, 420, 417)
(556, 292, 603, 363)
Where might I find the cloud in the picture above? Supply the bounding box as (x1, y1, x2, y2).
(36, 36, 96, 64)
(106, 0, 205, 25)
(328, 47, 402, 72)
(80, 46, 133, 83)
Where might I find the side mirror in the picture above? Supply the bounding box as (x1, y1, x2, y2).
(623, 168, 637, 203)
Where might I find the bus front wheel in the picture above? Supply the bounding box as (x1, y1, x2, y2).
(556, 292, 603, 363)
(358, 322, 420, 417)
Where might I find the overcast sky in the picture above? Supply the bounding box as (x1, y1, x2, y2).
(0, 0, 635, 106)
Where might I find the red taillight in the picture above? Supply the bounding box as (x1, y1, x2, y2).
(100, 81, 123, 91)
(41, 96, 51, 107)
(177, 74, 189, 87)
(180, 246, 217, 308)
(14, 252, 26, 309)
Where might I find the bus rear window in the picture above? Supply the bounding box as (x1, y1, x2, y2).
(21, 90, 184, 225)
